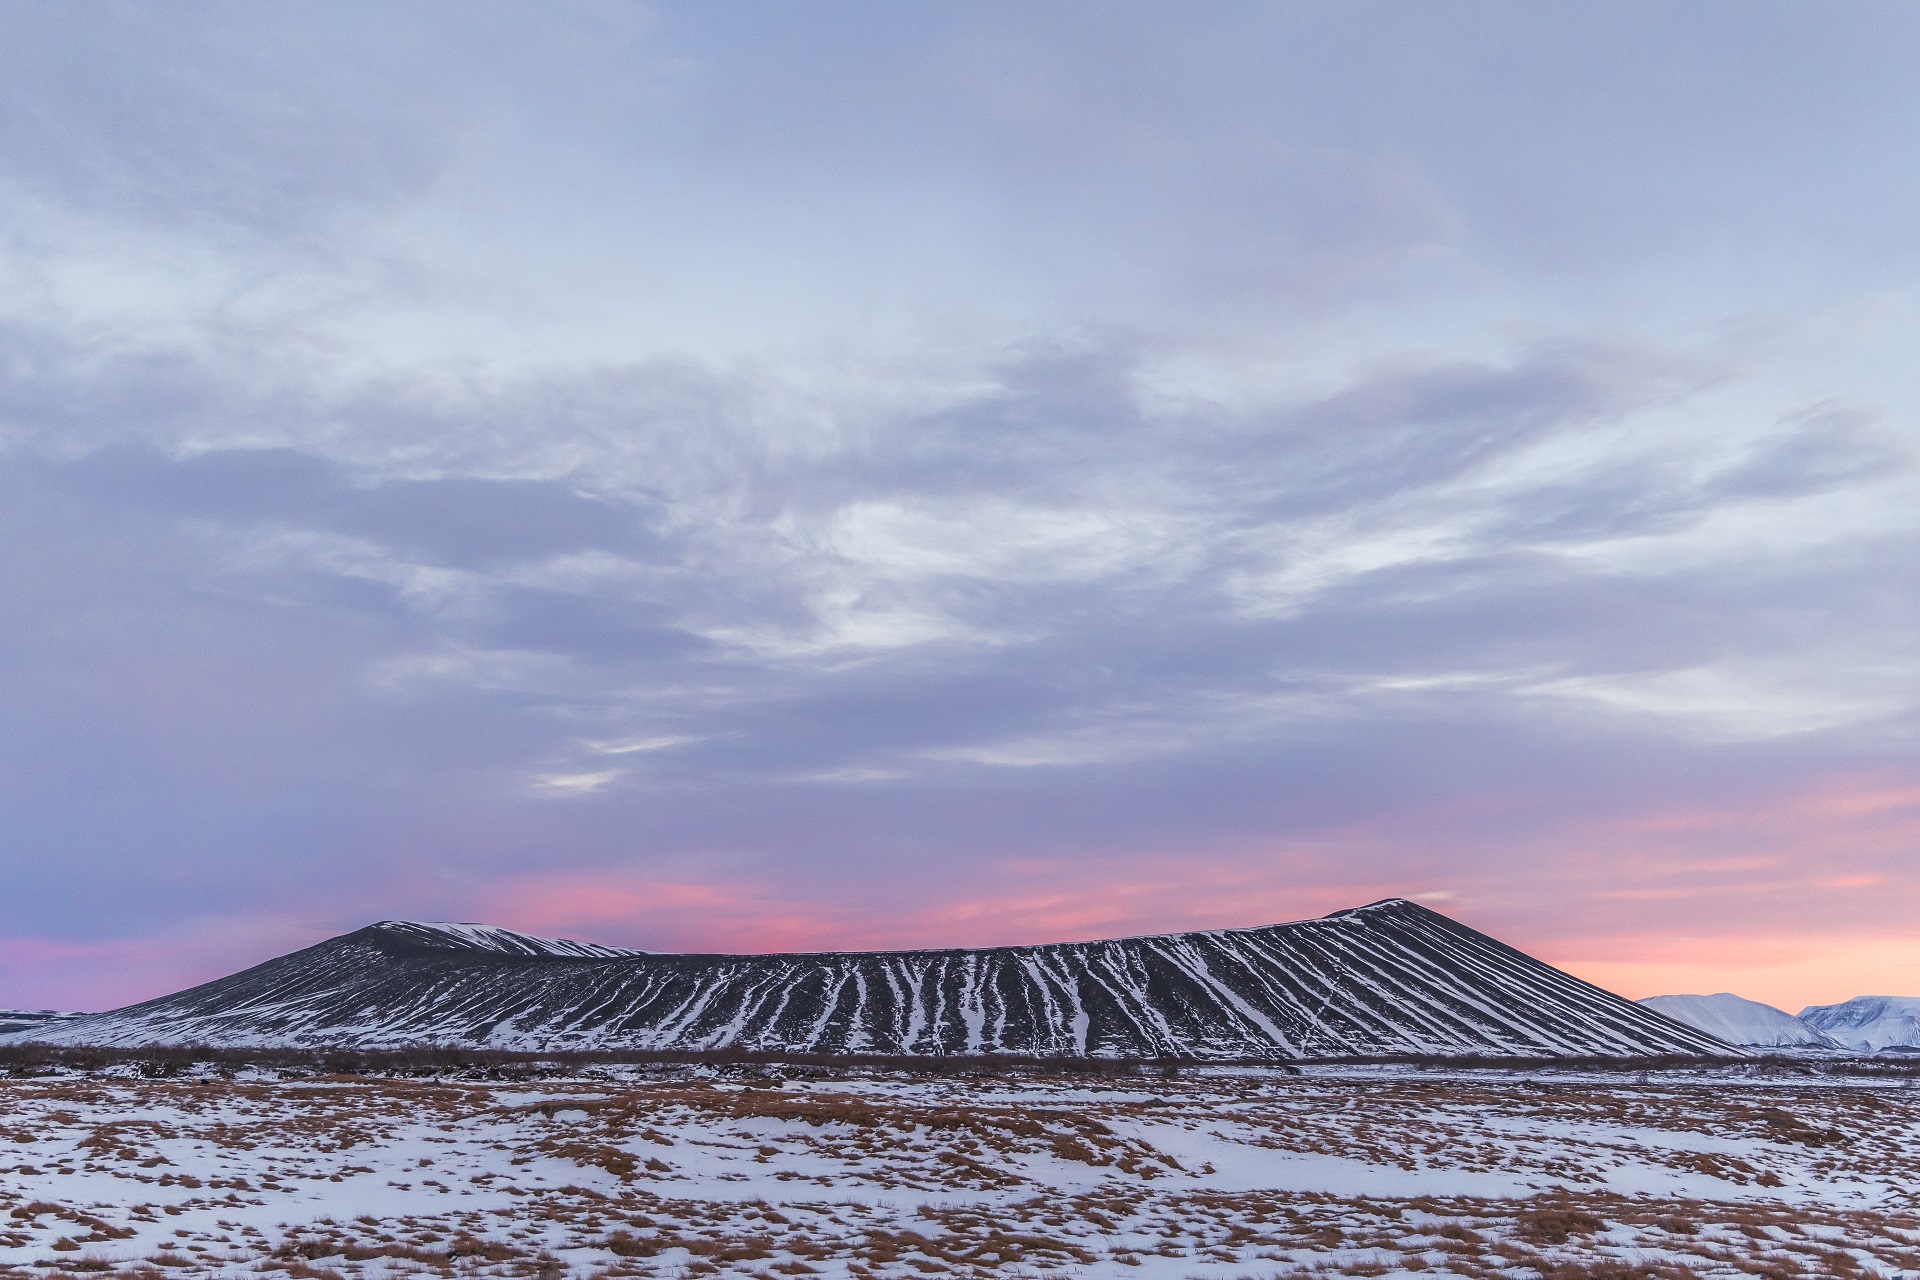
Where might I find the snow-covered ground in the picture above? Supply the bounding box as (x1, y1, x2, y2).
(4, 1064, 1920, 1279)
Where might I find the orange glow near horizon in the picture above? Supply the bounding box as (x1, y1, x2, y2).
(484, 875, 1920, 1013)
(7, 772, 1918, 1015)
(465, 769, 1920, 1014)
(1556, 934, 1920, 1015)
(7, 885, 1917, 1017)
(473, 865, 1408, 957)
(484, 875, 1814, 1013)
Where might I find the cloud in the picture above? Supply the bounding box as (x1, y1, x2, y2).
(47, 445, 662, 568)
(2, 3, 1919, 1014)
(0, 5, 437, 237)
(1, 335, 1913, 977)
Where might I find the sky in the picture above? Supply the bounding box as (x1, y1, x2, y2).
(3, 1, 1919, 1014)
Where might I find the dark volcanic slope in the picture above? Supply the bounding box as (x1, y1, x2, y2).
(15, 901, 1731, 1057)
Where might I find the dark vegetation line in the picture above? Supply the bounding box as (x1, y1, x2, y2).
(0, 1041, 1911, 1080)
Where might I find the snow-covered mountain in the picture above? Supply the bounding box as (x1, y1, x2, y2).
(0, 1009, 79, 1036)
(1637, 993, 1840, 1050)
(1799, 996, 1920, 1053)
(5, 899, 1734, 1058)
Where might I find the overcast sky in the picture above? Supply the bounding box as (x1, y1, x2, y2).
(4, 1, 1919, 1012)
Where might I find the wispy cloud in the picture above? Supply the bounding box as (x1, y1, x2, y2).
(2, 2, 1918, 1011)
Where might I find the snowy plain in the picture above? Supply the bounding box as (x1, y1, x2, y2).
(4, 1062, 1920, 1280)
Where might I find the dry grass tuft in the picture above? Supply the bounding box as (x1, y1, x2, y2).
(1518, 1207, 1606, 1244)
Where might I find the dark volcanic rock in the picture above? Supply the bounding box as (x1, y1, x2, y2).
(9, 900, 1732, 1057)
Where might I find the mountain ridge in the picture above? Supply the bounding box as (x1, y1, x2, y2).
(375, 901, 1429, 960)
(0, 1009, 80, 1037)
(371, 920, 650, 960)
(6, 899, 1735, 1059)
(1800, 995, 1920, 1053)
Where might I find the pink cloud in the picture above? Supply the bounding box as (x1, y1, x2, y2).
(464, 858, 1435, 955)
(443, 771, 1920, 1012)
(9, 769, 1918, 1016)
(0, 916, 324, 1012)
(1564, 934, 1920, 1014)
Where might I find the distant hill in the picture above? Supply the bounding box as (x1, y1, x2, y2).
(1638, 993, 1839, 1050)
(5, 900, 1733, 1059)
(0, 1009, 80, 1037)
(1800, 996, 1920, 1053)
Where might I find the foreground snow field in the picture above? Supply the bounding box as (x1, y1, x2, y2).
(3, 1064, 1919, 1280)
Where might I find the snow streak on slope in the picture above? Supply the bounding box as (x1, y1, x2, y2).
(1638, 994, 1839, 1050)
(9, 900, 1734, 1058)
(1799, 996, 1920, 1053)
(373, 921, 650, 959)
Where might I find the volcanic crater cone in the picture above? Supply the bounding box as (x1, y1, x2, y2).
(13, 899, 1731, 1058)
